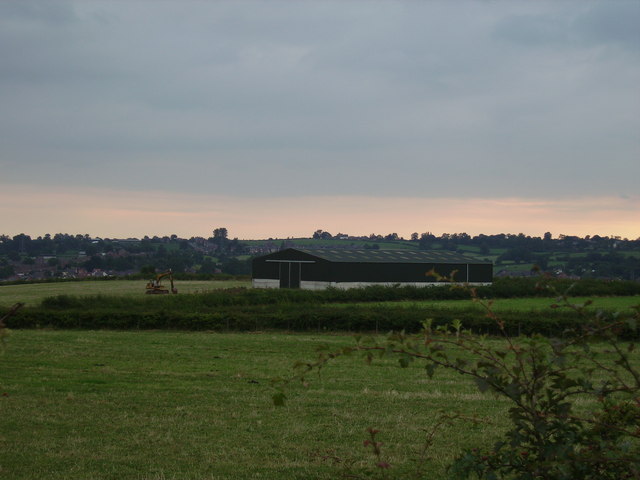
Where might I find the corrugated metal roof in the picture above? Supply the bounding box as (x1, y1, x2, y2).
(293, 248, 489, 264)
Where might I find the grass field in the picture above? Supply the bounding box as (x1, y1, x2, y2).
(1, 330, 513, 480)
(2, 280, 638, 478)
(0, 280, 251, 308)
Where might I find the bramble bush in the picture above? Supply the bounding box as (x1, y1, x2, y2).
(275, 280, 640, 479)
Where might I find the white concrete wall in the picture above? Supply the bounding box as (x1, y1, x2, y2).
(297, 280, 327, 290)
(313, 282, 491, 290)
(252, 278, 280, 289)
(253, 278, 491, 290)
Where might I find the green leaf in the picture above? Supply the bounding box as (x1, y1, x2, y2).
(365, 352, 373, 365)
(422, 319, 433, 333)
(272, 392, 287, 407)
(455, 358, 468, 369)
(474, 377, 490, 393)
(399, 356, 411, 368)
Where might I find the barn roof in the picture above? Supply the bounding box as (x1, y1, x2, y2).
(289, 248, 489, 264)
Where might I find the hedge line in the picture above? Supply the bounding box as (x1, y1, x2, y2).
(5, 278, 638, 337)
(35, 277, 640, 313)
(8, 303, 637, 338)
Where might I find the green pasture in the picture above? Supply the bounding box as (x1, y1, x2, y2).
(2, 279, 638, 478)
(1, 330, 514, 479)
(0, 280, 251, 308)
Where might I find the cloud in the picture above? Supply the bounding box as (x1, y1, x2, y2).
(493, 1, 640, 52)
(0, 1, 77, 25)
(576, 1, 640, 50)
(0, 1, 638, 212)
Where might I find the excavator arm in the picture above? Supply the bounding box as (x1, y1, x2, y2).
(145, 270, 178, 294)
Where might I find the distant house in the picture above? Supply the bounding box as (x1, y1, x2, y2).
(252, 248, 492, 290)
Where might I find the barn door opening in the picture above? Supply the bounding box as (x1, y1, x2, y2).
(290, 262, 301, 288)
(279, 262, 301, 289)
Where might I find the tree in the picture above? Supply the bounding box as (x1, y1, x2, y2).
(12, 233, 32, 255)
(213, 228, 228, 239)
(83, 255, 104, 271)
(0, 265, 15, 279)
(313, 230, 333, 240)
(212, 228, 230, 253)
(197, 258, 218, 275)
(419, 232, 436, 250)
(140, 265, 156, 276)
(220, 257, 250, 275)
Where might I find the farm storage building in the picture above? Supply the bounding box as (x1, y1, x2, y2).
(252, 248, 493, 290)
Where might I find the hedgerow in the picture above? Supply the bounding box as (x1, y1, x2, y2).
(5, 277, 639, 336)
(7, 302, 638, 338)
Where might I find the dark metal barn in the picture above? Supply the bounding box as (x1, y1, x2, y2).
(252, 248, 493, 289)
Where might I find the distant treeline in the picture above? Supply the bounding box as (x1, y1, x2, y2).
(0, 273, 251, 286)
(3, 231, 639, 258)
(2, 230, 640, 280)
(0, 231, 251, 277)
(314, 230, 639, 251)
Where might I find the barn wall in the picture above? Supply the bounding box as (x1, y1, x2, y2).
(251, 252, 331, 281)
(329, 262, 472, 283)
(251, 260, 280, 280)
(251, 249, 493, 289)
(469, 263, 493, 282)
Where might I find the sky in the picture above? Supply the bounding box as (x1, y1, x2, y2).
(1, 0, 638, 240)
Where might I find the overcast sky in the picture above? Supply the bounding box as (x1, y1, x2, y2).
(1, 0, 638, 239)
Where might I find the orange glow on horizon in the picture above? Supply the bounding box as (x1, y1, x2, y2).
(0, 185, 638, 240)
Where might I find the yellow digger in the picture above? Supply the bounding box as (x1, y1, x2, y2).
(145, 270, 178, 294)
